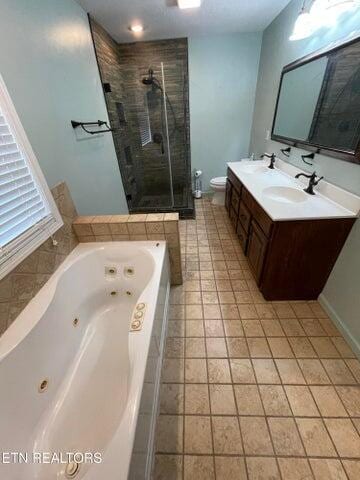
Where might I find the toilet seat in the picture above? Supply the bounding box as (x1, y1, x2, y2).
(210, 176, 227, 187)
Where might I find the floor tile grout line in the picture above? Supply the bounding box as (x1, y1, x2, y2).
(157, 200, 360, 479)
(219, 309, 250, 478)
(182, 223, 187, 480)
(160, 375, 360, 386)
(247, 348, 284, 476)
(154, 451, 360, 460)
(280, 374, 332, 469)
(201, 299, 216, 479)
(158, 412, 360, 420)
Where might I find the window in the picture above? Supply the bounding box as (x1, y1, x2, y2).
(0, 74, 62, 280)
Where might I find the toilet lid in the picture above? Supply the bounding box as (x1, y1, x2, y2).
(211, 176, 227, 186)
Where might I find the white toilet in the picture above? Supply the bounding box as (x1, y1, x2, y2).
(210, 176, 227, 205)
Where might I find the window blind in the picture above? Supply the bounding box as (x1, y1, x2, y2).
(138, 93, 152, 147)
(0, 106, 50, 249)
(0, 74, 62, 280)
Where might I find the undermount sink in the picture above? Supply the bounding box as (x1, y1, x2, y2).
(263, 186, 308, 204)
(239, 164, 268, 174)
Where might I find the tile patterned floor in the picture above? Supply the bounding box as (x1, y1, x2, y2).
(153, 198, 360, 480)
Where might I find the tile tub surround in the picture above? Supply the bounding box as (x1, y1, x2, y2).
(153, 197, 360, 480)
(0, 182, 78, 336)
(72, 213, 182, 285)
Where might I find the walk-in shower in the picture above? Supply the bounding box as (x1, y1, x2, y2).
(139, 64, 176, 209)
(90, 19, 193, 217)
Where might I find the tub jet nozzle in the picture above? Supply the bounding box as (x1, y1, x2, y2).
(65, 461, 80, 478)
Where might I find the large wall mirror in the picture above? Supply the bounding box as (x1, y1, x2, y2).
(272, 36, 360, 164)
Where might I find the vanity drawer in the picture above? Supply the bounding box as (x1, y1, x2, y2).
(238, 201, 251, 232)
(242, 188, 273, 237)
(236, 222, 248, 253)
(231, 188, 241, 213)
(227, 169, 242, 194)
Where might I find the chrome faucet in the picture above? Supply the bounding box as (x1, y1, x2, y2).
(295, 171, 324, 195)
(261, 153, 276, 169)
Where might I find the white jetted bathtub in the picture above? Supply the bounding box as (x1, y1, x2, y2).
(0, 242, 170, 480)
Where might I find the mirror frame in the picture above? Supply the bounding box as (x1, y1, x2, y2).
(271, 35, 360, 165)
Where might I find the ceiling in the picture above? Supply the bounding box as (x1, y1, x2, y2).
(76, 0, 292, 43)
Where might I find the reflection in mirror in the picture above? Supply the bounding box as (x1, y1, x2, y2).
(274, 57, 328, 141)
(272, 36, 360, 164)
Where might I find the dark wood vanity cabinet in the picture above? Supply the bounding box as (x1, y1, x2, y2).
(225, 168, 356, 301)
(226, 170, 242, 230)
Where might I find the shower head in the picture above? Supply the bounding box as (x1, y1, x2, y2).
(142, 69, 155, 85)
(141, 69, 163, 91)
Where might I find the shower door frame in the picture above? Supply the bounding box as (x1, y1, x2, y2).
(160, 62, 175, 209)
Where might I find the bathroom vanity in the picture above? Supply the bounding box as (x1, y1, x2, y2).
(226, 160, 359, 300)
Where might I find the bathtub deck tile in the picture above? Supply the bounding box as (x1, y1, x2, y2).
(72, 212, 183, 285)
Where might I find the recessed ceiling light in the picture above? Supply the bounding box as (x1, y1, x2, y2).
(178, 0, 202, 9)
(130, 24, 144, 33)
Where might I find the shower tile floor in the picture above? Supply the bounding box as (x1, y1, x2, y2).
(153, 198, 360, 480)
(135, 192, 187, 209)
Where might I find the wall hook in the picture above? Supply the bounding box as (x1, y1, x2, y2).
(71, 120, 114, 135)
(280, 147, 291, 157)
(301, 152, 315, 166)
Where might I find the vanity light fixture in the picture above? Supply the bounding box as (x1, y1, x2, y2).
(178, 0, 202, 9)
(311, 0, 359, 27)
(326, 0, 359, 11)
(290, 0, 359, 40)
(290, 1, 315, 41)
(312, 0, 359, 15)
(129, 24, 144, 33)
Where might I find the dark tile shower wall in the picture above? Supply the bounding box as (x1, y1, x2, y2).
(90, 18, 193, 216)
(118, 39, 191, 207)
(90, 19, 140, 206)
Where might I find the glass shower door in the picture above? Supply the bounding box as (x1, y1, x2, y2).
(127, 62, 174, 210)
(162, 59, 191, 211)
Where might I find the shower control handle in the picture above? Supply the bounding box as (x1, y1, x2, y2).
(153, 132, 165, 154)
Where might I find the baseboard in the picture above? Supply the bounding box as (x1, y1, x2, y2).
(318, 293, 360, 359)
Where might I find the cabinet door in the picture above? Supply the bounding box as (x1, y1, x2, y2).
(247, 220, 268, 282)
(225, 180, 231, 213)
(236, 222, 248, 253)
(238, 201, 251, 233)
(231, 187, 240, 214)
(229, 207, 238, 230)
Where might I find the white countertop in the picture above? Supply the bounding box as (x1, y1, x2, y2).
(227, 159, 360, 221)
